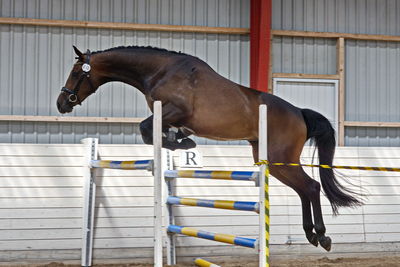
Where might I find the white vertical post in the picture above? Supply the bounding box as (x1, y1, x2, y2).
(165, 150, 176, 265)
(153, 101, 163, 267)
(81, 138, 98, 267)
(258, 105, 268, 267)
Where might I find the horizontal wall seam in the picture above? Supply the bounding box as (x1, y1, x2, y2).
(0, 17, 249, 35)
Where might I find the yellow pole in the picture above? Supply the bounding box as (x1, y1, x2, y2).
(194, 258, 221, 267)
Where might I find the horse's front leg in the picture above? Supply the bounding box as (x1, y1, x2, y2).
(140, 115, 155, 145)
(164, 127, 194, 144)
(139, 103, 196, 150)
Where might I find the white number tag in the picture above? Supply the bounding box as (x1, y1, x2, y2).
(82, 63, 91, 72)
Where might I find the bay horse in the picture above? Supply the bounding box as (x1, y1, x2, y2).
(56, 46, 362, 251)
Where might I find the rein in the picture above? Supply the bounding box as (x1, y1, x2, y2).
(61, 49, 95, 104)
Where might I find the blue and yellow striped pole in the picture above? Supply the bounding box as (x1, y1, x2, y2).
(90, 159, 153, 170)
(194, 258, 221, 267)
(167, 225, 257, 248)
(167, 196, 259, 212)
(164, 169, 259, 181)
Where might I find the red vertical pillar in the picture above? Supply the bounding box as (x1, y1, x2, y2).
(250, 0, 272, 92)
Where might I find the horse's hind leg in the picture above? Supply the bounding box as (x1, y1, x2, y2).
(270, 166, 331, 251)
(249, 141, 320, 248)
(308, 179, 332, 251)
(298, 193, 318, 247)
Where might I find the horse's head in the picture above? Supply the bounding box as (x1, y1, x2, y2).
(57, 46, 100, 114)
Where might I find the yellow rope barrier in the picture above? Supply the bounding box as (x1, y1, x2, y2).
(256, 160, 400, 172)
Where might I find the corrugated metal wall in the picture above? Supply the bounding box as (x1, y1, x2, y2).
(345, 40, 400, 146)
(2, 0, 400, 146)
(272, 0, 400, 146)
(272, 0, 400, 35)
(1, 0, 249, 27)
(272, 36, 337, 74)
(0, 0, 250, 145)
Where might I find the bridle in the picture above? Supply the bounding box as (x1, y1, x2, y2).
(61, 49, 95, 104)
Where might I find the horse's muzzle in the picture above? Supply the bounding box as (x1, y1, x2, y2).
(56, 96, 73, 114)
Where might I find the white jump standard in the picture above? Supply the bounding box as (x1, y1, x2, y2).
(81, 101, 269, 267)
(160, 103, 269, 267)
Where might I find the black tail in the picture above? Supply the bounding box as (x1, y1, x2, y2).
(301, 109, 363, 215)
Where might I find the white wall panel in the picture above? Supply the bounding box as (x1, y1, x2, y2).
(0, 143, 399, 264)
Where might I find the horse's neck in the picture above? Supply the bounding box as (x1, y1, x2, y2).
(95, 50, 169, 94)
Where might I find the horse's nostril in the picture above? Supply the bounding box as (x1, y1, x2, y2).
(57, 101, 61, 111)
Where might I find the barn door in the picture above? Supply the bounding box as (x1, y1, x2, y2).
(273, 78, 339, 143)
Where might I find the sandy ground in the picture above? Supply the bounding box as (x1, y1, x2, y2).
(3, 256, 400, 267)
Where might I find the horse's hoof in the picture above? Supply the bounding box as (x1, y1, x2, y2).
(163, 145, 177, 151)
(179, 138, 196, 149)
(319, 236, 332, 252)
(306, 233, 319, 247)
(162, 138, 178, 151)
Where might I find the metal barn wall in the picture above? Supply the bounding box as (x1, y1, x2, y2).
(345, 40, 400, 146)
(0, 0, 250, 145)
(272, 0, 400, 34)
(2, 0, 399, 147)
(0, 0, 249, 27)
(272, 36, 337, 74)
(272, 0, 400, 146)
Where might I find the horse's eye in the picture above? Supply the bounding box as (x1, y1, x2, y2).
(71, 72, 79, 78)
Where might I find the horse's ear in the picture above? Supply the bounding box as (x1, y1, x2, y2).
(73, 45, 84, 61)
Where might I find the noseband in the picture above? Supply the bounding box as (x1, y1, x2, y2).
(61, 50, 95, 104)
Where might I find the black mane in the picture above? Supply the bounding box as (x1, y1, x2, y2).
(92, 45, 187, 56)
